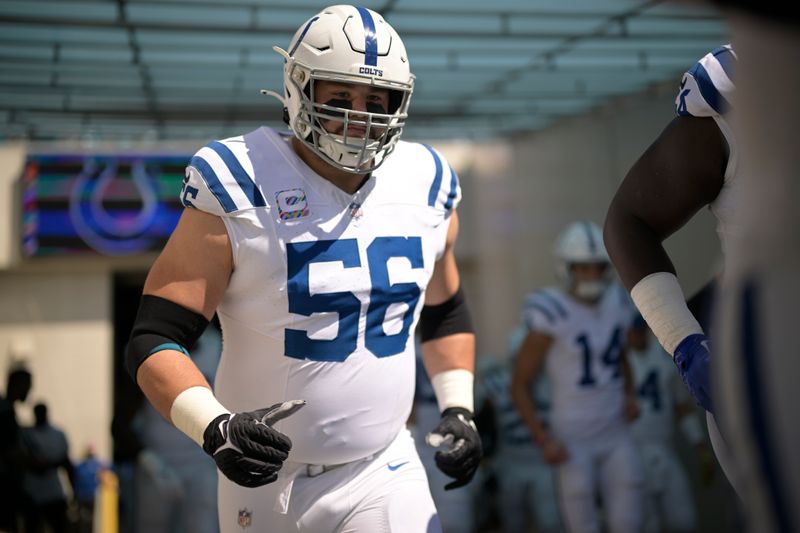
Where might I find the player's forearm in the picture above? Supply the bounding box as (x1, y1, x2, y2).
(136, 349, 213, 421)
(510, 383, 545, 441)
(418, 273, 476, 413)
(421, 333, 475, 412)
(421, 332, 475, 375)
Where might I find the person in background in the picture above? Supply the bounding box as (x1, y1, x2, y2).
(21, 402, 74, 533)
(0, 365, 33, 533)
(627, 315, 713, 532)
(512, 221, 643, 533)
(74, 444, 106, 533)
(477, 329, 561, 533)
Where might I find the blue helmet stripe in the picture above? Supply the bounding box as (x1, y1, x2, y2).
(423, 144, 443, 207)
(444, 166, 458, 211)
(356, 6, 378, 66)
(289, 16, 319, 56)
(712, 45, 736, 80)
(188, 156, 237, 213)
(582, 220, 597, 254)
(689, 61, 730, 114)
(208, 141, 266, 208)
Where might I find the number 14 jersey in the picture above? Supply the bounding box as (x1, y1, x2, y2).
(522, 284, 635, 440)
(181, 127, 460, 465)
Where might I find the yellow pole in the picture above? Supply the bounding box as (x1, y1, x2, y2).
(94, 469, 119, 533)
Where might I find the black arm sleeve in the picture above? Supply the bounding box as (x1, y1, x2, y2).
(124, 295, 210, 382)
(419, 286, 475, 342)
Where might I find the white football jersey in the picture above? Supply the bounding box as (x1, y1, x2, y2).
(522, 283, 635, 440)
(629, 335, 691, 446)
(180, 127, 460, 465)
(675, 44, 741, 255)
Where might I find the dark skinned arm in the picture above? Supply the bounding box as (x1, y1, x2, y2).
(604, 116, 727, 290)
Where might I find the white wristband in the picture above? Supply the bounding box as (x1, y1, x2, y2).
(170, 386, 230, 447)
(430, 369, 474, 413)
(680, 413, 706, 446)
(630, 272, 703, 355)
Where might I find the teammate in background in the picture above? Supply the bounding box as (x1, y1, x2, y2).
(603, 44, 742, 492)
(123, 5, 480, 533)
(478, 328, 561, 533)
(512, 221, 643, 533)
(627, 315, 712, 533)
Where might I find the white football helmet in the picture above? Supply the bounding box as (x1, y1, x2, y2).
(262, 5, 415, 173)
(553, 220, 611, 300)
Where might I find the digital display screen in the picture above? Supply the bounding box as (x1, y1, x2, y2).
(21, 153, 191, 257)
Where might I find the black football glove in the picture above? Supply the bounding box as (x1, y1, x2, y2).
(426, 407, 483, 490)
(202, 400, 305, 488)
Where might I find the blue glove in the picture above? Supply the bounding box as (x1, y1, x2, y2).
(673, 334, 713, 412)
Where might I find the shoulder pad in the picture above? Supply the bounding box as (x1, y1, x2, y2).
(523, 289, 569, 330)
(420, 144, 461, 213)
(181, 137, 267, 216)
(675, 44, 736, 117)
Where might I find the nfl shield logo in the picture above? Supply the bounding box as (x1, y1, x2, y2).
(237, 508, 252, 529)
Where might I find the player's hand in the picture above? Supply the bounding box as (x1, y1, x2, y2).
(202, 400, 305, 488)
(623, 395, 640, 422)
(426, 407, 483, 490)
(537, 433, 569, 465)
(673, 334, 713, 412)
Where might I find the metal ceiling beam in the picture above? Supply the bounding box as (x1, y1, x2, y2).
(0, 14, 724, 40)
(0, 0, 725, 141)
(466, 0, 681, 104)
(11, 0, 719, 21)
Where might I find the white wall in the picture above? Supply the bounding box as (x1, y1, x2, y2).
(447, 79, 722, 357)
(0, 142, 26, 269)
(0, 272, 113, 462)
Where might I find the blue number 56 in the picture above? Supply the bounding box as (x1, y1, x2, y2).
(285, 237, 424, 362)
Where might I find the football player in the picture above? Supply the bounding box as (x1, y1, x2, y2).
(511, 221, 644, 533)
(603, 44, 743, 491)
(478, 330, 561, 533)
(124, 6, 481, 533)
(701, 3, 800, 531)
(627, 315, 711, 533)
